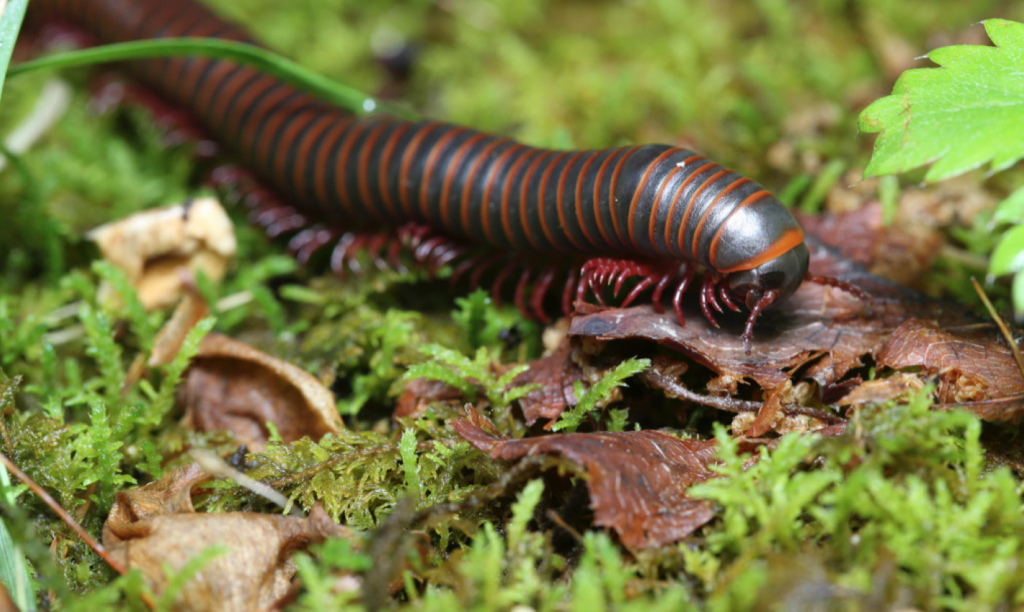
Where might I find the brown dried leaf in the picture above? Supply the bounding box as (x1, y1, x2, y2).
(179, 334, 342, 450)
(513, 340, 583, 426)
(796, 203, 943, 287)
(836, 372, 927, 407)
(149, 294, 209, 367)
(394, 378, 465, 419)
(570, 237, 980, 391)
(451, 422, 754, 549)
(875, 319, 1024, 422)
(88, 197, 236, 310)
(103, 464, 350, 612)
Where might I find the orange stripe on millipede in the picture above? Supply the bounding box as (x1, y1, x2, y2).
(625, 148, 679, 250)
(419, 127, 468, 221)
(675, 168, 733, 261)
(555, 151, 585, 251)
(336, 121, 372, 217)
(707, 190, 785, 271)
(251, 95, 298, 170)
(646, 166, 682, 254)
(459, 137, 508, 236)
(715, 227, 805, 273)
(537, 151, 570, 252)
(661, 157, 707, 256)
(501, 149, 540, 248)
(238, 83, 292, 161)
(607, 146, 641, 249)
(690, 176, 751, 261)
(357, 121, 390, 221)
(481, 144, 524, 245)
(272, 109, 319, 188)
(440, 132, 488, 232)
(292, 113, 334, 203)
(592, 149, 630, 249)
(311, 119, 352, 217)
(519, 150, 554, 250)
(574, 151, 602, 249)
(399, 123, 441, 218)
(222, 75, 276, 145)
(378, 122, 411, 221)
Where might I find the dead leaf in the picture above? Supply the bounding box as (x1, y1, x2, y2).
(796, 202, 943, 288)
(149, 294, 209, 367)
(89, 197, 236, 310)
(570, 236, 980, 392)
(875, 319, 1024, 422)
(512, 340, 583, 426)
(103, 464, 351, 612)
(394, 378, 465, 419)
(179, 334, 342, 450)
(836, 373, 927, 407)
(450, 421, 768, 549)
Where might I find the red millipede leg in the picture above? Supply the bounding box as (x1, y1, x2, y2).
(330, 233, 357, 278)
(266, 213, 310, 238)
(513, 268, 534, 318)
(805, 275, 870, 302)
(742, 289, 780, 354)
(620, 277, 656, 308)
(563, 265, 580, 317)
(490, 259, 519, 308)
(699, 273, 722, 328)
(717, 280, 742, 312)
(530, 267, 557, 323)
(672, 268, 695, 327)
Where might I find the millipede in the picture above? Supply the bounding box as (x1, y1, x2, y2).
(28, 0, 865, 350)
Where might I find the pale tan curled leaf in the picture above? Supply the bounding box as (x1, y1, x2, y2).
(88, 197, 236, 310)
(179, 333, 343, 450)
(148, 294, 210, 367)
(103, 464, 353, 612)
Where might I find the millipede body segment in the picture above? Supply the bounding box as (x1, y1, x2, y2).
(31, 0, 855, 347)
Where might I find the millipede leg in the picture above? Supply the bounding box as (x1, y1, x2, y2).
(717, 280, 742, 312)
(562, 266, 580, 317)
(699, 273, 722, 328)
(805, 274, 870, 302)
(742, 289, 780, 354)
(672, 269, 696, 327)
(513, 267, 534, 318)
(530, 267, 557, 323)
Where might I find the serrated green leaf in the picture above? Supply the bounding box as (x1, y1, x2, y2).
(860, 19, 1024, 182)
(989, 224, 1024, 278)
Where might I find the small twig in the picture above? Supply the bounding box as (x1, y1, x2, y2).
(0, 453, 124, 575)
(190, 449, 301, 516)
(640, 369, 846, 425)
(545, 509, 584, 544)
(971, 277, 1024, 382)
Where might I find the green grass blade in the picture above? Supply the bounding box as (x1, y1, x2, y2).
(0, 462, 36, 610)
(0, 0, 30, 107)
(8, 37, 416, 118)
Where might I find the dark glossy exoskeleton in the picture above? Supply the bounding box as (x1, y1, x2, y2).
(30, 0, 859, 349)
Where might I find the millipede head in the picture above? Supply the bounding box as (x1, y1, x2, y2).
(726, 242, 810, 312)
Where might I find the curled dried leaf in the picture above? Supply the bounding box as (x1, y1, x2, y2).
(103, 464, 351, 612)
(179, 334, 342, 450)
(88, 197, 236, 310)
(876, 319, 1024, 421)
(451, 421, 768, 549)
(570, 237, 980, 391)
